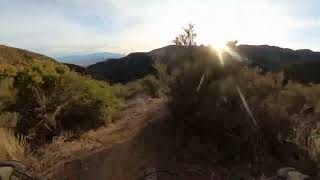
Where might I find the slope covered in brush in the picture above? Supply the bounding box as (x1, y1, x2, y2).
(0, 45, 123, 147)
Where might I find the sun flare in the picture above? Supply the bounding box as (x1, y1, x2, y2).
(209, 41, 231, 66)
(210, 41, 227, 50)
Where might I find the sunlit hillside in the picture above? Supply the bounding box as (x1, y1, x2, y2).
(1, 0, 320, 178)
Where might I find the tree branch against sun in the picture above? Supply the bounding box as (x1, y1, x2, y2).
(172, 24, 197, 46)
(171, 23, 242, 66)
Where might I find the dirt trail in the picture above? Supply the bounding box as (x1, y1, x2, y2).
(41, 96, 318, 180)
(46, 97, 179, 180)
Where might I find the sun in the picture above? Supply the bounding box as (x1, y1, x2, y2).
(208, 40, 230, 66)
(209, 40, 227, 51)
(209, 42, 227, 66)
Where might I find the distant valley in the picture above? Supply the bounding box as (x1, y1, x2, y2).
(56, 52, 124, 66)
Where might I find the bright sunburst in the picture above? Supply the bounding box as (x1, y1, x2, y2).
(210, 41, 227, 50)
(210, 41, 228, 66)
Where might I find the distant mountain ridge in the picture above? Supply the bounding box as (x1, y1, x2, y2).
(57, 52, 124, 66)
(1, 44, 319, 84)
(88, 45, 320, 84)
(237, 45, 320, 64)
(63, 63, 104, 80)
(87, 52, 155, 83)
(237, 45, 320, 83)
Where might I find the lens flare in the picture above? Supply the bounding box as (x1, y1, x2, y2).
(216, 48, 224, 66)
(210, 45, 258, 128)
(196, 73, 205, 92)
(211, 45, 228, 66)
(236, 86, 258, 128)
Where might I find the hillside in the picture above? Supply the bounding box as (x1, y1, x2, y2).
(284, 61, 320, 83)
(0, 45, 106, 82)
(87, 46, 203, 83)
(57, 52, 124, 66)
(238, 45, 320, 83)
(0, 45, 124, 148)
(64, 63, 104, 80)
(238, 45, 320, 65)
(149, 45, 196, 62)
(0, 45, 67, 78)
(87, 53, 156, 83)
(0, 45, 57, 65)
(238, 45, 320, 72)
(88, 45, 320, 84)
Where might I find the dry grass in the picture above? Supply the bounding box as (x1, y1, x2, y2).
(0, 128, 28, 162)
(32, 130, 99, 173)
(307, 132, 320, 162)
(289, 115, 320, 163)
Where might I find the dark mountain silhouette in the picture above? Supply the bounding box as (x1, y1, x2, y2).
(87, 45, 208, 83)
(238, 45, 320, 72)
(237, 45, 320, 83)
(87, 53, 156, 83)
(149, 45, 195, 62)
(88, 45, 320, 84)
(238, 45, 320, 64)
(284, 61, 320, 84)
(64, 63, 104, 80)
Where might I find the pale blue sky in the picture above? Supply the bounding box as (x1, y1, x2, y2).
(0, 0, 319, 56)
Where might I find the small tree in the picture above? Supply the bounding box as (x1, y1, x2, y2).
(172, 24, 197, 46)
(226, 40, 238, 49)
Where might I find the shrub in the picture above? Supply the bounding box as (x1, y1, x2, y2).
(140, 75, 161, 98)
(0, 77, 16, 111)
(13, 71, 122, 146)
(118, 75, 162, 99)
(168, 51, 320, 165)
(170, 62, 263, 160)
(153, 59, 170, 95)
(0, 60, 122, 146)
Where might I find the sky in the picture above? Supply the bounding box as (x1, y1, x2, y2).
(0, 0, 319, 57)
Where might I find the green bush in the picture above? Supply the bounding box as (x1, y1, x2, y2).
(140, 75, 161, 98)
(0, 60, 122, 146)
(116, 75, 162, 99)
(0, 77, 16, 111)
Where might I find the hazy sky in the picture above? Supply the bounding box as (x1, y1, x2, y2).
(1, 0, 319, 56)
